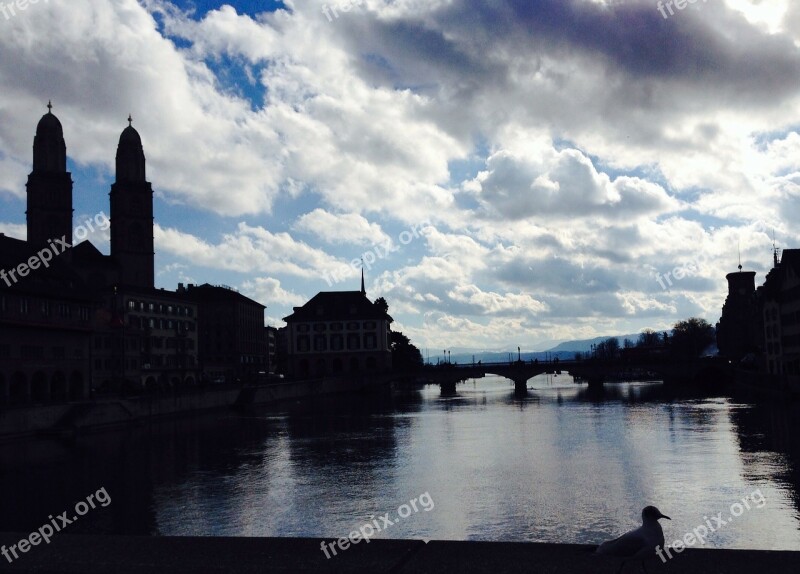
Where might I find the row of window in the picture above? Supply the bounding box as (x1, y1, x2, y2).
(127, 299, 195, 317)
(296, 321, 382, 333)
(128, 315, 196, 332)
(296, 333, 379, 352)
(0, 344, 84, 360)
(94, 355, 196, 370)
(94, 335, 195, 351)
(0, 295, 91, 320)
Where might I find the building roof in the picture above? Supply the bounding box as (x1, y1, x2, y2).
(283, 291, 392, 322)
(183, 283, 266, 309)
(0, 234, 97, 302)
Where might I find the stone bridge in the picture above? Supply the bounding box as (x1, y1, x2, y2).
(420, 357, 732, 394)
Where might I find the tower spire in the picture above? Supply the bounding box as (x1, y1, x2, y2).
(738, 241, 742, 271)
(773, 229, 780, 268)
(360, 259, 366, 295)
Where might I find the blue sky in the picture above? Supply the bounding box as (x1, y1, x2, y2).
(2, 0, 800, 351)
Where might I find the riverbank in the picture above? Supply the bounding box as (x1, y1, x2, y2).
(0, 375, 392, 441)
(0, 534, 796, 573)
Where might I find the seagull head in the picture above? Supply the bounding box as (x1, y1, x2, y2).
(642, 506, 671, 522)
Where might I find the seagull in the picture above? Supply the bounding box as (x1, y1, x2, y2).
(595, 506, 671, 573)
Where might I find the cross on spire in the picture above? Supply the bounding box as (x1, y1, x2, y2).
(128, 114, 132, 127)
(47, 100, 52, 113)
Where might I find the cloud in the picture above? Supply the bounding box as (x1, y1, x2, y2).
(293, 209, 390, 246)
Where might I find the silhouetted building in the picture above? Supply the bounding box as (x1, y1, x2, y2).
(283, 279, 392, 378)
(1, 104, 209, 401)
(716, 267, 759, 361)
(183, 283, 266, 384)
(91, 286, 199, 391)
(0, 234, 94, 405)
(757, 249, 800, 377)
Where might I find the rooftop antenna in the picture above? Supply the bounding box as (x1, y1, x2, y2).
(738, 241, 742, 271)
(773, 229, 780, 268)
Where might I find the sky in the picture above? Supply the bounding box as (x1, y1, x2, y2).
(1, 0, 800, 352)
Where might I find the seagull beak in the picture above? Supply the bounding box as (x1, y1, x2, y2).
(660, 513, 671, 520)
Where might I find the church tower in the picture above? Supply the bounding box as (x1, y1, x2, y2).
(26, 102, 73, 246)
(110, 116, 154, 288)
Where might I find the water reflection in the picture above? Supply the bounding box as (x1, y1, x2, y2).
(0, 377, 798, 549)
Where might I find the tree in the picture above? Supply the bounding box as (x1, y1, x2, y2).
(373, 296, 394, 325)
(637, 329, 661, 347)
(390, 331, 423, 372)
(595, 337, 620, 360)
(670, 318, 715, 358)
(623, 338, 634, 349)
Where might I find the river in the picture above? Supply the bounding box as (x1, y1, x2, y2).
(1, 375, 799, 550)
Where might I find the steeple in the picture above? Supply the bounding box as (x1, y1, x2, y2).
(32, 100, 67, 173)
(115, 115, 146, 182)
(361, 264, 366, 295)
(26, 101, 73, 246)
(110, 115, 154, 288)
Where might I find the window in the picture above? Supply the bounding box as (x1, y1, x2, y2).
(297, 335, 310, 352)
(347, 333, 360, 350)
(20, 298, 29, 314)
(313, 323, 326, 332)
(52, 346, 65, 359)
(314, 335, 327, 351)
(41, 301, 52, 317)
(128, 300, 136, 310)
(330, 322, 343, 331)
(347, 321, 360, 330)
(331, 334, 343, 351)
(364, 334, 377, 350)
(298, 324, 310, 333)
(21, 345, 44, 359)
(80, 307, 90, 321)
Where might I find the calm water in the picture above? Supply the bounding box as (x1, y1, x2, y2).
(2, 375, 800, 550)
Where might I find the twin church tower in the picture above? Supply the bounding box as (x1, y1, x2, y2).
(26, 103, 154, 288)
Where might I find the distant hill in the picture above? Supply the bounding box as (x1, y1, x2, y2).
(545, 334, 642, 354)
(434, 333, 646, 365)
